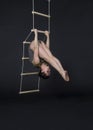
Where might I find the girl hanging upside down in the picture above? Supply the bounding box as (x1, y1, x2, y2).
(28, 29, 70, 81)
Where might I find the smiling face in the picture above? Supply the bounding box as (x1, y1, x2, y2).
(40, 63, 51, 76)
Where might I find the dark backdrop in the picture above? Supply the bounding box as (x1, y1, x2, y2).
(0, 0, 93, 130)
(0, 0, 93, 96)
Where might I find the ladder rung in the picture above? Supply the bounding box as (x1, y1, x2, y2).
(23, 41, 31, 44)
(21, 72, 39, 76)
(19, 89, 40, 94)
(31, 29, 45, 34)
(32, 11, 50, 18)
(22, 57, 29, 60)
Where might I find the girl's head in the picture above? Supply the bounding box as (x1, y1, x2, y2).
(39, 62, 51, 79)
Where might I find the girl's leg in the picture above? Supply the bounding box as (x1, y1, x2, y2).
(52, 56, 70, 81)
(47, 56, 69, 81)
(39, 42, 70, 81)
(39, 43, 69, 81)
(53, 57, 64, 71)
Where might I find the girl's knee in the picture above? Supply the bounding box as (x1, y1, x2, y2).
(32, 58, 40, 65)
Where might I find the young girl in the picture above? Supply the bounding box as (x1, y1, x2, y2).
(29, 29, 69, 81)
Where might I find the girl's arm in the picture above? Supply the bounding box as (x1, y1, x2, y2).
(45, 31, 50, 49)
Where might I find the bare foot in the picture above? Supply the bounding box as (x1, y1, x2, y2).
(62, 70, 70, 82)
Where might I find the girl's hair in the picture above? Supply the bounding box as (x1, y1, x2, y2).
(38, 69, 50, 79)
(38, 61, 50, 79)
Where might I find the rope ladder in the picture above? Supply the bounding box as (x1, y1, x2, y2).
(19, 0, 51, 94)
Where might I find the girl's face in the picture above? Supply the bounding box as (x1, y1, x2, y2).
(40, 63, 51, 76)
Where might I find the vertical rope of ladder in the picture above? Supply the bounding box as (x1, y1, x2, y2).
(32, 0, 35, 29)
(20, 42, 25, 93)
(48, 0, 51, 33)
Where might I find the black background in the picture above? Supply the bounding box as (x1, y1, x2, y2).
(0, 0, 93, 130)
